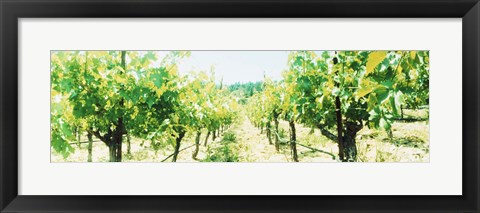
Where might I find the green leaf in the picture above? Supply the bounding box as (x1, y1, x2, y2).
(357, 78, 376, 99)
(367, 94, 377, 112)
(374, 86, 390, 104)
(147, 96, 156, 108)
(321, 51, 330, 59)
(130, 87, 142, 104)
(316, 96, 324, 109)
(366, 51, 387, 76)
(390, 93, 398, 115)
(390, 90, 403, 116)
(381, 80, 393, 89)
(151, 73, 164, 88)
(294, 56, 303, 67)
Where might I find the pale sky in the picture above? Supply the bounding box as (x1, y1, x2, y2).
(175, 51, 290, 85)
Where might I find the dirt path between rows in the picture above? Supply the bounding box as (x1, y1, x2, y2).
(232, 116, 291, 162)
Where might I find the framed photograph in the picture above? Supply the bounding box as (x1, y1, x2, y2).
(1, 0, 478, 212)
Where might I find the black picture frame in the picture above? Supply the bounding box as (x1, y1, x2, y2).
(1, 0, 478, 212)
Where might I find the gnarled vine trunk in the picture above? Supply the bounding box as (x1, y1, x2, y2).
(172, 131, 186, 162)
(126, 133, 131, 155)
(204, 131, 210, 146)
(105, 119, 124, 162)
(266, 122, 272, 145)
(289, 120, 298, 162)
(108, 142, 117, 162)
(273, 113, 280, 151)
(87, 131, 93, 162)
(335, 96, 346, 161)
(192, 130, 201, 160)
(343, 122, 362, 162)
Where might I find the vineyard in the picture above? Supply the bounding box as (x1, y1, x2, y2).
(51, 50, 429, 162)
